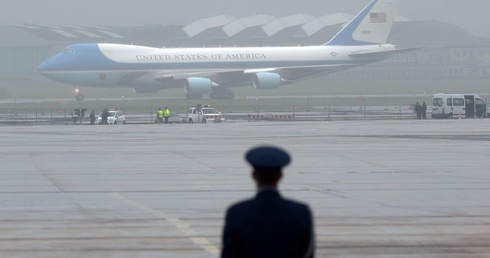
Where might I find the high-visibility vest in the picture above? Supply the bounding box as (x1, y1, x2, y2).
(157, 110, 164, 118)
(164, 109, 170, 117)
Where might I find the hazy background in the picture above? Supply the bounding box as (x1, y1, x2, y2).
(1, 0, 489, 37)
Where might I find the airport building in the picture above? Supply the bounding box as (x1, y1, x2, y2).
(1, 14, 489, 79)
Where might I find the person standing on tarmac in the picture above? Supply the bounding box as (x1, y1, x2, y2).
(422, 101, 427, 119)
(157, 108, 164, 124)
(164, 107, 170, 124)
(101, 108, 109, 125)
(221, 146, 315, 258)
(89, 110, 96, 125)
(415, 102, 422, 119)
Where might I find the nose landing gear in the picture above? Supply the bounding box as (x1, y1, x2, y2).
(74, 88, 85, 101)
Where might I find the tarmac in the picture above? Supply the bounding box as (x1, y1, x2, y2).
(1, 119, 490, 258)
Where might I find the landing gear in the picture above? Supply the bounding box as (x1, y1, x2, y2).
(210, 88, 235, 99)
(74, 88, 84, 101)
(75, 93, 85, 101)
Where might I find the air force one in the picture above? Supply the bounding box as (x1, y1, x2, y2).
(38, 0, 403, 101)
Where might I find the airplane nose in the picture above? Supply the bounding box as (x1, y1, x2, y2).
(37, 61, 47, 72)
(37, 57, 62, 82)
(38, 60, 51, 73)
(37, 57, 53, 72)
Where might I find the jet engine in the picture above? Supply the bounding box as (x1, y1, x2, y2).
(253, 72, 282, 89)
(184, 77, 213, 94)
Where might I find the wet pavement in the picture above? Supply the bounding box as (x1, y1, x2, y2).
(1, 119, 489, 257)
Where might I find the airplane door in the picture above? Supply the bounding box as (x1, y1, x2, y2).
(465, 95, 475, 118)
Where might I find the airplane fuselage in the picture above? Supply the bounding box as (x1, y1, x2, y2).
(38, 43, 395, 87)
(37, 0, 402, 100)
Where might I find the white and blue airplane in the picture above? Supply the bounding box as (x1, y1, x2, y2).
(38, 0, 403, 101)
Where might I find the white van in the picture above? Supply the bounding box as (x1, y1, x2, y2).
(432, 93, 487, 119)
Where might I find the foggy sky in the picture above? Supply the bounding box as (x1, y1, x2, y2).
(1, 0, 489, 37)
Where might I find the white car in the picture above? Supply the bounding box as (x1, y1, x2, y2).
(95, 110, 126, 125)
(168, 112, 182, 124)
(187, 107, 225, 123)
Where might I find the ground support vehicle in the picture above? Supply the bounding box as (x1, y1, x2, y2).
(186, 106, 225, 123)
(432, 93, 486, 119)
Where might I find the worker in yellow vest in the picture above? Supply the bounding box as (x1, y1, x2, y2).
(156, 108, 164, 124)
(164, 107, 170, 124)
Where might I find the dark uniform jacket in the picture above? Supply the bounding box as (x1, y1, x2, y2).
(222, 189, 314, 258)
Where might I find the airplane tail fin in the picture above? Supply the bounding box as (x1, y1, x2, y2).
(324, 0, 401, 46)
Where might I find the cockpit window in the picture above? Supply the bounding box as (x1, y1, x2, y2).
(63, 48, 75, 54)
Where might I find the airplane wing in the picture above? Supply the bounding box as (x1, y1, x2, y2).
(264, 64, 356, 82)
(153, 63, 360, 86)
(349, 47, 422, 58)
(153, 68, 244, 81)
(151, 65, 344, 87)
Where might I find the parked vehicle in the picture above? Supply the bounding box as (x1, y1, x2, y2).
(168, 112, 182, 124)
(186, 105, 225, 123)
(432, 93, 486, 119)
(95, 110, 126, 125)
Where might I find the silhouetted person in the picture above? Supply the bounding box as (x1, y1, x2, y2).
(415, 102, 422, 119)
(221, 146, 314, 258)
(89, 110, 96, 125)
(101, 108, 109, 125)
(422, 101, 427, 119)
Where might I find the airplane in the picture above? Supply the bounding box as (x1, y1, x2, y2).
(38, 0, 403, 101)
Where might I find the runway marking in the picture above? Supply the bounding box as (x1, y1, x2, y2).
(110, 192, 220, 254)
